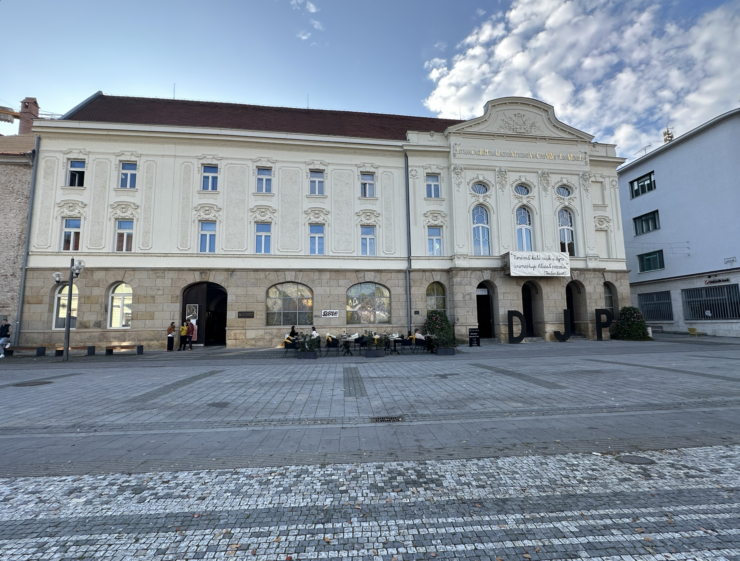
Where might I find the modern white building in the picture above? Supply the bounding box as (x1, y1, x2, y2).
(19, 93, 629, 349)
(617, 108, 740, 337)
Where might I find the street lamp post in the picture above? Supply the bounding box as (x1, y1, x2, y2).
(53, 259, 85, 362)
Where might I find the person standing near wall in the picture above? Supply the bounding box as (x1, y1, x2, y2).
(0, 319, 10, 358)
(166, 322, 176, 351)
(178, 322, 188, 351)
(186, 321, 194, 350)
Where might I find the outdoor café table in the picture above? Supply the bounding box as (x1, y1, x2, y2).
(340, 337, 353, 356)
(389, 337, 402, 355)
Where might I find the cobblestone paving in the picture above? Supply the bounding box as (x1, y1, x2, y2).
(1, 446, 739, 560)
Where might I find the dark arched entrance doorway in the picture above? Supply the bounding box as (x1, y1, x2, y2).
(566, 284, 576, 334)
(476, 282, 494, 338)
(182, 282, 227, 346)
(521, 283, 535, 337)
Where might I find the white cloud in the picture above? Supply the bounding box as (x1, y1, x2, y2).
(306, 1, 318, 12)
(434, 41, 447, 51)
(476, 8, 486, 17)
(290, 0, 304, 9)
(423, 0, 740, 159)
(310, 19, 324, 30)
(297, 31, 311, 40)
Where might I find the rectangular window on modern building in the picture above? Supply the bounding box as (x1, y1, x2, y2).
(634, 210, 660, 235)
(360, 174, 375, 198)
(309, 224, 324, 255)
(199, 221, 216, 253)
(309, 171, 324, 195)
(115, 220, 134, 252)
(427, 227, 442, 256)
(68, 161, 85, 187)
(62, 218, 81, 251)
(257, 168, 272, 193)
(682, 284, 740, 320)
(426, 175, 440, 198)
(638, 291, 673, 321)
(630, 172, 656, 199)
(202, 166, 218, 191)
(361, 226, 376, 256)
(120, 163, 137, 189)
(256, 223, 271, 254)
(637, 250, 664, 272)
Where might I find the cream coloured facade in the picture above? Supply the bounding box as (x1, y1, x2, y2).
(20, 95, 628, 349)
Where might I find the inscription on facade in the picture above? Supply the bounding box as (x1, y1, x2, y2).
(454, 144, 586, 163)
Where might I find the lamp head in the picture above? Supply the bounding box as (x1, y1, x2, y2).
(72, 260, 85, 277)
(52, 272, 62, 284)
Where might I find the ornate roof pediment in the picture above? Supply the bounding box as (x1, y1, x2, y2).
(446, 97, 594, 141)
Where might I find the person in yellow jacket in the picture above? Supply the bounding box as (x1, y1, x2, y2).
(178, 322, 188, 351)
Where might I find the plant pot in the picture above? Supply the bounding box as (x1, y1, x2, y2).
(435, 347, 456, 356)
(297, 351, 318, 359)
(365, 349, 385, 358)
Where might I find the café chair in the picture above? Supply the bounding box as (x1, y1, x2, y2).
(325, 337, 340, 356)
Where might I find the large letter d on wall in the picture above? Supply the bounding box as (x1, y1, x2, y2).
(508, 310, 526, 344)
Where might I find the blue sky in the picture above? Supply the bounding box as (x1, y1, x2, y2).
(2, 0, 738, 158)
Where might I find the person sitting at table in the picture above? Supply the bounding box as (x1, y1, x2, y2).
(289, 326, 298, 338)
(311, 326, 319, 338)
(283, 333, 295, 347)
(413, 329, 425, 340)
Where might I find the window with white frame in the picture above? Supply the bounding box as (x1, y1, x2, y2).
(62, 218, 81, 251)
(54, 284, 78, 329)
(471, 183, 488, 195)
(120, 163, 137, 188)
(202, 166, 218, 191)
(199, 221, 216, 253)
(516, 207, 533, 251)
(630, 172, 655, 199)
(514, 184, 530, 196)
(361, 226, 376, 256)
(257, 168, 272, 193)
(256, 223, 271, 253)
(426, 174, 440, 198)
(558, 208, 576, 256)
(360, 174, 375, 198)
(427, 227, 442, 256)
(68, 160, 85, 187)
(115, 220, 134, 252)
(109, 283, 133, 328)
(472, 206, 490, 256)
(309, 224, 325, 255)
(309, 171, 324, 195)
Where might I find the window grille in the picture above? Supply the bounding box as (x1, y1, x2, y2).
(682, 284, 740, 321)
(638, 291, 673, 321)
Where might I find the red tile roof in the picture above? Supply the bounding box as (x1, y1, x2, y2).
(63, 94, 464, 141)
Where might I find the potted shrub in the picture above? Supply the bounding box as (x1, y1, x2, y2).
(296, 333, 320, 359)
(363, 330, 387, 358)
(433, 327, 457, 355)
(614, 306, 652, 341)
(423, 311, 457, 355)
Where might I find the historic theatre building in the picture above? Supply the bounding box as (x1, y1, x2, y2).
(19, 93, 628, 349)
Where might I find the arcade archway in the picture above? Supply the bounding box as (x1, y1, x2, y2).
(182, 282, 227, 346)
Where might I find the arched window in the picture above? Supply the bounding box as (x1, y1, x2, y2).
(266, 283, 313, 326)
(426, 282, 446, 313)
(604, 283, 615, 316)
(471, 183, 488, 195)
(516, 207, 533, 251)
(556, 185, 571, 197)
(514, 184, 530, 196)
(109, 283, 133, 328)
(346, 282, 390, 324)
(472, 206, 490, 256)
(54, 284, 78, 329)
(558, 208, 576, 256)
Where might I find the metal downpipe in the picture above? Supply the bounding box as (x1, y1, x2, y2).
(404, 152, 412, 336)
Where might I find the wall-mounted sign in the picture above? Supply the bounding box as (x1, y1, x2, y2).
(502, 251, 570, 277)
(238, 311, 254, 318)
(476, 288, 488, 295)
(705, 278, 730, 285)
(321, 310, 339, 318)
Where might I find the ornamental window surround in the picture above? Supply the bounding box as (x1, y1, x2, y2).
(514, 184, 530, 196)
(471, 183, 488, 195)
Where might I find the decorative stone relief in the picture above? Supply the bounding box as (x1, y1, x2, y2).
(304, 207, 330, 224)
(139, 161, 156, 250)
(496, 168, 508, 194)
(305, 161, 328, 177)
(409, 169, 418, 179)
(381, 171, 395, 254)
(538, 170, 551, 195)
(196, 154, 222, 173)
(35, 158, 58, 249)
(224, 165, 248, 251)
(57, 200, 87, 217)
(62, 148, 89, 159)
(178, 163, 194, 250)
(194, 203, 221, 222)
(87, 159, 111, 249)
(249, 205, 276, 222)
(279, 167, 302, 252)
(114, 151, 141, 170)
(513, 192, 536, 207)
(109, 201, 139, 220)
(332, 170, 354, 253)
(555, 193, 577, 207)
(422, 164, 445, 182)
(423, 210, 447, 226)
(594, 216, 612, 231)
(356, 163, 379, 180)
(497, 113, 542, 135)
(252, 158, 276, 174)
(452, 164, 464, 192)
(610, 178, 618, 189)
(586, 253, 601, 267)
(356, 210, 381, 226)
(580, 171, 592, 198)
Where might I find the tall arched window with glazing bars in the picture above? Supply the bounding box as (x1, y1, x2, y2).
(516, 207, 533, 251)
(558, 208, 576, 256)
(472, 206, 490, 256)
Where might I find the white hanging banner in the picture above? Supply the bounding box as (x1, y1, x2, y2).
(502, 251, 571, 277)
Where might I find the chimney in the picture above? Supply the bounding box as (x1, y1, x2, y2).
(19, 97, 39, 135)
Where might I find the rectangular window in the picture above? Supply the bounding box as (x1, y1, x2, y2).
(202, 166, 218, 191)
(360, 173, 375, 198)
(309, 171, 324, 195)
(630, 172, 656, 199)
(638, 291, 674, 321)
(682, 284, 740, 321)
(256, 223, 271, 254)
(62, 218, 81, 251)
(199, 221, 216, 253)
(120, 162, 137, 189)
(634, 210, 660, 235)
(427, 227, 442, 256)
(309, 224, 324, 255)
(115, 220, 134, 252)
(68, 160, 85, 187)
(426, 174, 440, 198)
(361, 226, 376, 256)
(257, 168, 272, 193)
(637, 250, 664, 272)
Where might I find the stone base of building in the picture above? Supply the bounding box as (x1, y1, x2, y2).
(18, 267, 631, 350)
